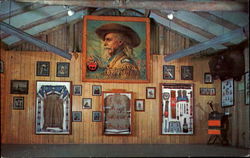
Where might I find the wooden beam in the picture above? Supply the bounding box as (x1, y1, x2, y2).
(195, 12, 240, 30)
(0, 21, 72, 60)
(15, 0, 247, 11)
(0, 4, 48, 21)
(1, 7, 84, 39)
(164, 25, 248, 62)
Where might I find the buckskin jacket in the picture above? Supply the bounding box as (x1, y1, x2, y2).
(104, 51, 140, 80)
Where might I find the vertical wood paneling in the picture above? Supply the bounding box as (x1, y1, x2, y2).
(1, 25, 231, 145)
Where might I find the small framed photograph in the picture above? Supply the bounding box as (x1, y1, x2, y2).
(146, 87, 156, 99)
(92, 85, 102, 96)
(92, 111, 102, 122)
(36, 61, 50, 76)
(209, 88, 216, 96)
(72, 111, 82, 122)
(10, 80, 29, 94)
(82, 98, 92, 109)
(56, 62, 70, 77)
(163, 65, 175, 80)
(73, 85, 82, 96)
(204, 73, 213, 84)
(200, 88, 207, 95)
(245, 72, 249, 105)
(13, 96, 24, 110)
(0, 60, 4, 73)
(135, 99, 145, 111)
(221, 78, 234, 107)
(181, 66, 193, 80)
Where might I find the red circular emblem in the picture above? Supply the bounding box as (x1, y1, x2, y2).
(87, 60, 98, 71)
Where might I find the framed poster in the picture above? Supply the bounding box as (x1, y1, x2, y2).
(135, 99, 145, 111)
(102, 90, 134, 135)
(13, 96, 24, 110)
(204, 73, 213, 84)
(35, 81, 72, 134)
(92, 85, 102, 96)
(160, 83, 194, 135)
(72, 111, 82, 122)
(92, 111, 102, 122)
(163, 65, 175, 80)
(245, 72, 249, 105)
(82, 15, 150, 83)
(82, 98, 92, 109)
(10, 80, 29, 94)
(146, 87, 156, 99)
(36, 61, 50, 76)
(181, 66, 193, 80)
(73, 85, 82, 96)
(221, 78, 234, 107)
(56, 62, 69, 77)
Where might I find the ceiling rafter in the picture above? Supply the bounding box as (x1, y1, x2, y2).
(195, 12, 240, 30)
(15, 0, 248, 12)
(1, 6, 85, 39)
(0, 3, 48, 21)
(152, 10, 230, 47)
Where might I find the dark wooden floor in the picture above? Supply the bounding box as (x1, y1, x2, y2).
(1, 144, 249, 157)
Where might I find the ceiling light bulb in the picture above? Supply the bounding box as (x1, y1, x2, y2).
(68, 10, 75, 16)
(167, 13, 174, 20)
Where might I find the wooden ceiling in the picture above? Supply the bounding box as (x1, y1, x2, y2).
(0, 0, 249, 60)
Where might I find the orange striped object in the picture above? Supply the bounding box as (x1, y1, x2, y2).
(208, 120, 221, 126)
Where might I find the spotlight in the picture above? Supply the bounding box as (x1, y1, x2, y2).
(167, 13, 174, 20)
(67, 9, 75, 16)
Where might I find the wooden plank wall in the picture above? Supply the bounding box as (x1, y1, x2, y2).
(1, 25, 223, 144)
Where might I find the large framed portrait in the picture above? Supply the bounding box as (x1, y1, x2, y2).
(35, 81, 72, 134)
(245, 72, 249, 105)
(102, 90, 134, 135)
(221, 78, 234, 107)
(160, 83, 194, 135)
(10, 80, 29, 94)
(82, 15, 150, 83)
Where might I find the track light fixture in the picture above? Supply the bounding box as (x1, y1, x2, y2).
(64, 5, 75, 16)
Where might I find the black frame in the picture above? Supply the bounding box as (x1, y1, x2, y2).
(36, 61, 50, 76)
(204, 72, 213, 84)
(13, 96, 24, 110)
(82, 98, 92, 109)
(181, 66, 193, 80)
(163, 65, 175, 80)
(92, 111, 102, 122)
(200, 88, 216, 96)
(73, 85, 82, 96)
(56, 62, 70, 77)
(72, 111, 82, 122)
(10, 80, 29, 94)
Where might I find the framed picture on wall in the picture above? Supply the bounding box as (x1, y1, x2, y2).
(221, 78, 234, 107)
(35, 81, 72, 134)
(181, 66, 193, 80)
(0, 60, 4, 73)
(82, 98, 92, 109)
(72, 111, 82, 122)
(204, 73, 213, 84)
(245, 72, 249, 105)
(36, 61, 50, 76)
(10, 80, 29, 94)
(13, 96, 24, 110)
(82, 15, 151, 83)
(135, 99, 145, 111)
(102, 89, 134, 135)
(163, 65, 175, 80)
(92, 85, 102, 96)
(73, 85, 82, 96)
(146, 87, 156, 99)
(56, 62, 69, 77)
(92, 111, 102, 122)
(160, 83, 194, 135)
